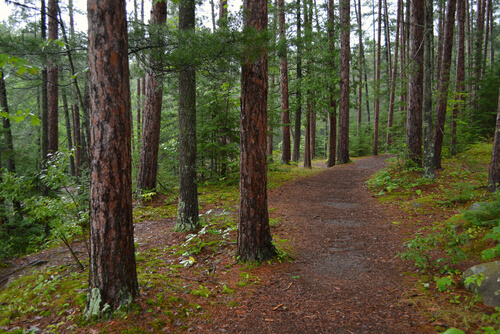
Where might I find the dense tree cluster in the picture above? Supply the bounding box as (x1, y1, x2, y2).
(0, 0, 498, 314)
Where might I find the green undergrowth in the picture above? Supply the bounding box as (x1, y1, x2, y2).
(0, 160, 324, 333)
(368, 143, 500, 333)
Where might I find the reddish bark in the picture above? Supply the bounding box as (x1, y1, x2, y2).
(327, 0, 336, 168)
(238, 0, 275, 262)
(136, 0, 167, 193)
(279, 0, 290, 164)
(406, 0, 424, 166)
(86, 0, 138, 316)
(292, 0, 302, 163)
(337, 0, 350, 164)
(47, 0, 58, 155)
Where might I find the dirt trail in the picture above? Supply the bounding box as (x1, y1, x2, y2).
(208, 155, 430, 333)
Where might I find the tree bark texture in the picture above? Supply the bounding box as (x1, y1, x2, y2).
(406, 0, 424, 166)
(238, 0, 275, 262)
(136, 0, 167, 193)
(488, 90, 500, 192)
(86, 0, 138, 317)
(47, 0, 59, 155)
(433, 0, 456, 170)
(279, 0, 291, 165)
(292, 0, 302, 163)
(176, 0, 199, 232)
(337, 0, 350, 164)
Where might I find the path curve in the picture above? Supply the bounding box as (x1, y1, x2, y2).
(212, 155, 430, 333)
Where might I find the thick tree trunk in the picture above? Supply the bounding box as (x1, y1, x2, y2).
(488, 90, 500, 192)
(292, 0, 302, 163)
(238, 0, 275, 262)
(176, 0, 199, 232)
(406, 0, 424, 166)
(423, 0, 435, 179)
(451, 0, 466, 156)
(47, 0, 59, 155)
(433, 0, 457, 170)
(136, 0, 167, 194)
(337, 0, 350, 164)
(85, 0, 138, 317)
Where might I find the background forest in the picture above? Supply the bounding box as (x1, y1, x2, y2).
(0, 0, 499, 323)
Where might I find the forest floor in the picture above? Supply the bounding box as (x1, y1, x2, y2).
(0, 154, 451, 333)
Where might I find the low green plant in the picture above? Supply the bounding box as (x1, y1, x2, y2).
(398, 222, 469, 270)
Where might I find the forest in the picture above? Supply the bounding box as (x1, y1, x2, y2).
(0, 0, 500, 332)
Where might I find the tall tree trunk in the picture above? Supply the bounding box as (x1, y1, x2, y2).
(41, 0, 48, 164)
(61, 89, 75, 176)
(473, 0, 486, 108)
(383, 0, 392, 76)
(0, 72, 16, 174)
(136, 78, 141, 149)
(386, 0, 402, 148)
(354, 0, 363, 135)
(482, 0, 491, 73)
(327, 0, 337, 167)
(488, 89, 500, 192)
(423, 0, 435, 179)
(451, 0, 465, 156)
(337, 0, 350, 164)
(176, 0, 199, 232)
(303, 0, 312, 168)
(433, 0, 457, 169)
(279, 0, 291, 164)
(238, 0, 275, 262)
(86, 0, 138, 317)
(292, 0, 302, 163)
(72, 104, 81, 177)
(435, 0, 445, 82)
(136, 0, 167, 194)
(47, 0, 59, 155)
(399, 0, 407, 117)
(406, 0, 424, 166)
(373, 0, 381, 156)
